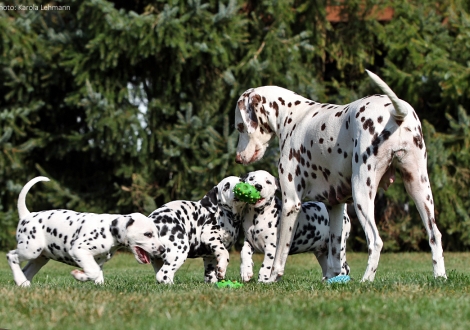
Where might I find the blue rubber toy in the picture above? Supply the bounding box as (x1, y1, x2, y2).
(326, 275, 351, 284)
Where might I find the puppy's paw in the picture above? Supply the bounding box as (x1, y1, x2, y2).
(216, 266, 226, 280)
(71, 269, 87, 282)
(20, 280, 31, 287)
(240, 269, 253, 282)
(156, 271, 174, 284)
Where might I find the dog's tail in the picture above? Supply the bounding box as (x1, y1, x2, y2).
(365, 70, 409, 119)
(18, 176, 50, 219)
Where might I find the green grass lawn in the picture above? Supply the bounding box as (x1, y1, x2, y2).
(1, 251, 470, 330)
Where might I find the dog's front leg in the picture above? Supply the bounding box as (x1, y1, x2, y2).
(268, 200, 301, 282)
(6, 250, 31, 287)
(240, 239, 255, 282)
(94, 267, 105, 284)
(258, 241, 278, 283)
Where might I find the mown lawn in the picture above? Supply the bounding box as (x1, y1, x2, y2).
(1, 251, 470, 330)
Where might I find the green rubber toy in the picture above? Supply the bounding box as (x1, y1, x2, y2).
(233, 182, 261, 204)
(215, 280, 244, 289)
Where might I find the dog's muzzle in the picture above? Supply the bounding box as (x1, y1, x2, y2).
(235, 153, 243, 164)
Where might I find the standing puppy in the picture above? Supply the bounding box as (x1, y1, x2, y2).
(7, 176, 164, 287)
(239, 170, 350, 282)
(148, 176, 245, 284)
(234, 71, 446, 282)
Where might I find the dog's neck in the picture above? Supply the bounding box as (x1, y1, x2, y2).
(246, 195, 277, 214)
(253, 87, 321, 142)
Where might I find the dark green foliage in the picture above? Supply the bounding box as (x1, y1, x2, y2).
(1, 0, 470, 252)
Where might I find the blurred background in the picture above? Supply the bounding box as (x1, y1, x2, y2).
(1, 0, 469, 252)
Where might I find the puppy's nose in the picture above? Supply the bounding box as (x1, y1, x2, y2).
(157, 245, 166, 255)
(255, 184, 262, 191)
(235, 154, 243, 164)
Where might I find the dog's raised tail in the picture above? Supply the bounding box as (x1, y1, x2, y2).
(365, 70, 408, 119)
(18, 176, 50, 219)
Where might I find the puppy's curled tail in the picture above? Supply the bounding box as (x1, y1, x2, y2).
(365, 69, 409, 120)
(18, 176, 50, 219)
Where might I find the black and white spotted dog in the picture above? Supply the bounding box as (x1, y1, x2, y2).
(239, 170, 350, 282)
(148, 176, 245, 284)
(234, 70, 446, 282)
(7, 176, 164, 287)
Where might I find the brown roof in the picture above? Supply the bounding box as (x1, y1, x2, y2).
(326, 5, 394, 22)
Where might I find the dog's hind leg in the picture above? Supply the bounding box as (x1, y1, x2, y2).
(70, 250, 103, 284)
(314, 252, 328, 279)
(325, 204, 349, 279)
(351, 164, 384, 282)
(340, 208, 351, 276)
(399, 156, 446, 278)
(200, 226, 230, 281)
(22, 255, 49, 282)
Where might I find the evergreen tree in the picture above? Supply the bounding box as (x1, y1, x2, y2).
(1, 0, 470, 252)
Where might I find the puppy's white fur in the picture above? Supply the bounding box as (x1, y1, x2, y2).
(239, 170, 350, 282)
(7, 176, 163, 286)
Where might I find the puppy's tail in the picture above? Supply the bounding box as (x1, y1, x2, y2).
(365, 70, 409, 119)
(18, 176, 50, 219)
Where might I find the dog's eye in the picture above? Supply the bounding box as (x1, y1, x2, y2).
(144, 232, 153, 238)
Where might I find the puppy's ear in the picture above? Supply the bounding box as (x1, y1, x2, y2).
(201, 186, 219, 213)
(110, 217, 128, 245)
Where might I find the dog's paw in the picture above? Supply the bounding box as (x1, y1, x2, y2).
(156, 271, 174, 284)
(265, 270, 283, 283)
(216, 266, 227, 280)
(205, 276, 219, 283)
(20, 280, 31, 287)
(71, 269, 87, 282)
(240, 269, 253, 282)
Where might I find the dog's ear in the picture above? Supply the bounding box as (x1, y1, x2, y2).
(240, 172, 249, 182)
(110, 217, 128, 245)
(238, 93, 260, 134)
(200, 186, 219, 213)
(275, 178, 281, 192)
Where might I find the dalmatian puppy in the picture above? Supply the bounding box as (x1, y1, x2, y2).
(6, 176, 164, 287)
(148, 176, 246, 284)
(234, 70, 446, 282)
(239, 170, 350, 282)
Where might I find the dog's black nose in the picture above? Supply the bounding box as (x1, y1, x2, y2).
(255, 184, 262, 191)
(157, 245, 166, 254)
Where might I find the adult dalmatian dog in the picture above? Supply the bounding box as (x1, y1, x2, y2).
(7, 176, 164, 287)
(239, 170, 350, 282)
(148, 176, 245, 284)
(234, 70, 446, 282)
